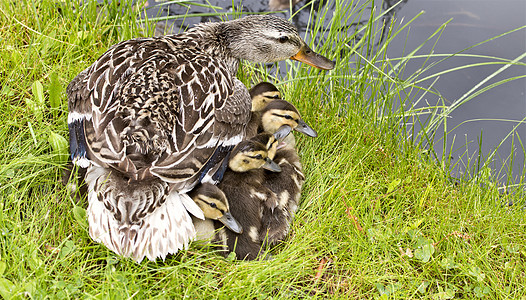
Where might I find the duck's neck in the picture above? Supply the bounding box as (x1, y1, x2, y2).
(185, 22, 240, 75)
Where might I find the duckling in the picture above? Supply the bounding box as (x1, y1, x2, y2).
(249, 82, 282, 112)
(259, 99, 318, 147)
(224, 133, 283, 213)
(246, 82, 282, 138)
(67, 15, 334, 262)
(259, 125, 306, 245)
(246, 83, 318, 245)
(188, 183, 242, 242)
(193, 133, 284, 260)
(246, 82, 317, 145)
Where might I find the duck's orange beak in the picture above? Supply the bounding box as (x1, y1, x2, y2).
(290, 44, 335, 70)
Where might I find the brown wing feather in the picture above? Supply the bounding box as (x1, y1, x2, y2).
(72, 35, 250, 191)
(67, 69, 92, 115)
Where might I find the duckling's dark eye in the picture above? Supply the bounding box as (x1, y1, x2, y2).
(284, 115, 294, 120)
(278, 36, 289, 43)
(255, 154, 263, 160)
(209, 202, 217, 208)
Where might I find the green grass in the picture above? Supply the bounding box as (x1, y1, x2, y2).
(0, 0, 525, 298)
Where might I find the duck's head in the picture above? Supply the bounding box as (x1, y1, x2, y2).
(228, 139, 281, 173)
(249, 82, 282, 112)
(223, 15, 335, 70)
(189, 183, 243, 234)
(260, 99, 318, 138)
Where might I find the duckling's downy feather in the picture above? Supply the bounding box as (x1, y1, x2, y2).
(260, 144, 304, 244)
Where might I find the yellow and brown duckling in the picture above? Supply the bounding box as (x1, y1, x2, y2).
(192, 133, 284, 260)
(246, 82, 317, 144)
(259, 125, 306, 245)
(188, 183, 242, 242)
(246, 82, 281, 138)
(259, 99, 318, 147)
(249, 82, 282, 112)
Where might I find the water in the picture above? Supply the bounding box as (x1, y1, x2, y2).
(386, 0, 526, 182)
(143, 0, 526, 182)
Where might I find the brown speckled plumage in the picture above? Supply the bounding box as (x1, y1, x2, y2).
(66, 15, 325, 262)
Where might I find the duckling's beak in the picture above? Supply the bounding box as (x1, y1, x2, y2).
(295, 119, 318, 137)
(263, 158, 281, 172)
(273, 125, 292, 141)
(219, 212, 243, 234)
(290, 44, 335, 70)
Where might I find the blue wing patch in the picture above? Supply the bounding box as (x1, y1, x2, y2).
(68, 118, 88, 162)
(211, 151, 231, 183)
(198, 145, 234, 183)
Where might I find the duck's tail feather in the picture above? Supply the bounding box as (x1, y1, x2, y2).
(85, 165, 200, 263)
(136, 191, 196, 262)
(180, 193, 205, 220)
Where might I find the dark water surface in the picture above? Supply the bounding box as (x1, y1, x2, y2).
(144, 0, 526, 182)
(387, 0, 526, 182)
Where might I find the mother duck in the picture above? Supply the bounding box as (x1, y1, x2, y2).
(67, 15, 334, 262)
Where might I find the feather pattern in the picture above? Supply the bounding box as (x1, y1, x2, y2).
(86, 164, 201, 262)
(67, 27, 248, 262)
(69, 35, 249, 184)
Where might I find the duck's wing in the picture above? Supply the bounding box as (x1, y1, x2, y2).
(147, 61, 252, 191)
(67, 38, 155, 170)
(67, 36, 251, 192)
(197, 79, 252, 184)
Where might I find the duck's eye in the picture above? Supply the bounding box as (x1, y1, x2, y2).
(255, 154, 263, 160)
(272, 94, 280, 99)
(284, 115, 294, 120)
(209, 202, 217, 208)
(278, 36, 289, 43)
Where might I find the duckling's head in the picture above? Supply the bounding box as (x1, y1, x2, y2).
(260, 99, 318, 138)
(189, 183, 243, 234)
(228, 139, 281, 172)
(222, 15, 335, 70)
(249, 133, 283, 160)
(249, 82, 281, 112)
